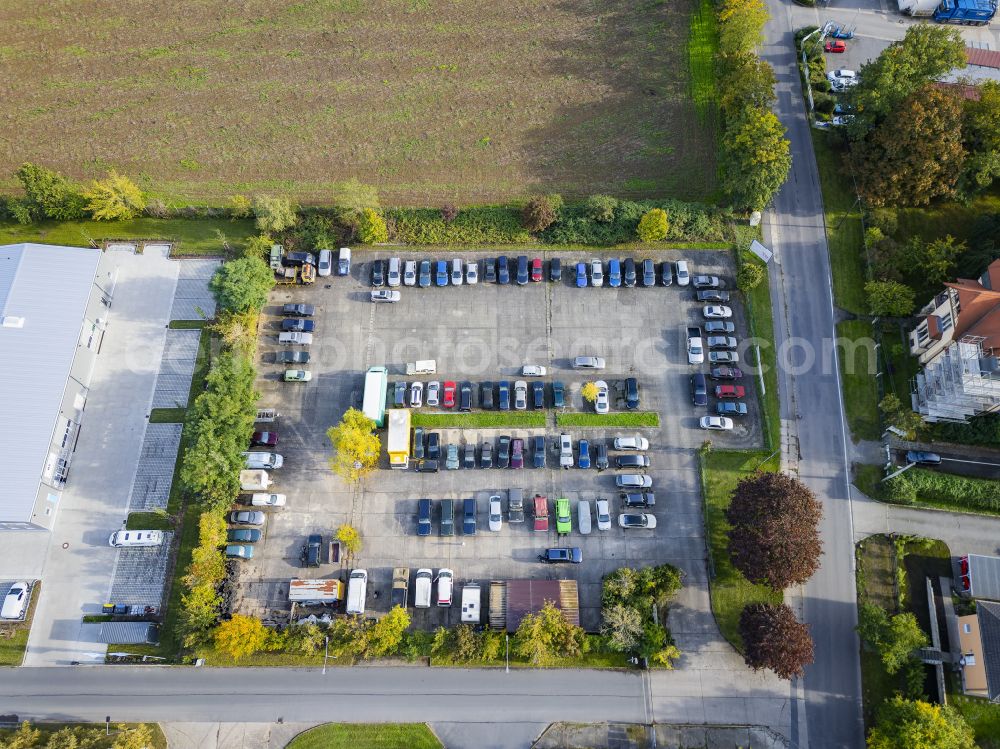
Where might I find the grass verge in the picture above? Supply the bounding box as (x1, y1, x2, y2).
(286, 723, 442, 749)
(687, 0, 719, 122)
(0, 217, 252, 256)
(149, 408, 186, 423)
(857, 463, 1000, 516)
(836, 320, 880, 442)
(950, 692, 1000, 749)
(125, 511, 174, 531)
(556, 412, 660, 428)
(700, 449, 783, 650)
(411, 412, 546, 428)
(741, 258, 780, 450)
(168, 319, 208, 329)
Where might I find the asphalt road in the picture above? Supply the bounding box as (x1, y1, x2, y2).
(761, 2, 865, 747)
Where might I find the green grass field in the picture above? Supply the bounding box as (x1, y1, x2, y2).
(286, 724, 442, 749)
(836, 320, 880, 442)
(700, 450, 783, 649)
(555, 412, 660, 428)
(410, 412, 546, 429)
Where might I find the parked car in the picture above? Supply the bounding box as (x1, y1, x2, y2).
(276, 350, 309, 365)
(413, 427, 425, 459)
(0, 582, 30, 620)
(675, 260, 690, 286)
(711, 366, 743, 380)
(511, 438, 525, 469)
(440, 498, 454, 536)
(641, 259, 655, 287)
(660, 261, 673, 286)
(827, 69, 858, 85)
(576, 262, 588, 288)
(480, 440, 493, 468)
(717, 402, 748, 417)
(278, 331, 313, 345)
(466, 261, 478, 285)
(708, 351, 739, 364)
(403, 260, 417, 286)
(595, 442, 609, 471)
(489, 496, 503, 532)
(533, 494, 549, 532)
(459, 381, 472, 412)
(590, 259, 604, 287)
(825, 39, 847, 53)
(484, 258, 497, 283)
(463, 440, 476, 468)
(704, 321, 736, 334)
(906, 450, 942, 465)
(532, 435, 546, 468)
(616, 474, 653, 489)
(578, 499, 592, 535)
(226, 544, 253, 559)
(446, 444, 460, 470)
(246, 492, 286, 507)
(594, 380, 609, 414)
(700, 415, 734, 431)
(687, 327, 704, 365)
(394, 381, 406, 407)
(451, 258, 463, 286)
(442, 381, 457, 408)
(573, 356, 605, 369)
(371, 289, 400, 303)
(622, 492, 655, 508)
(624, 378, 639, 410)
(284, 369, 312, 382)
(497, 256, 510, 284)
(619, 513, 657, 529)
(516, 255, 529, 285)
(522, 364, 547, 376)
(417, 498, 432, 536)
(427, 432, 440, 460)
(418, 259, 432, 288)
(281, 318, 314, 332)
(559, 433, 574, 468)
(555, 498, 572, 534)
(696, 289, 730, 302)
(242, 451, 283, 470)
(692, 275, 723, 289)
(251, 430, 278, 447)
(426, 381, 441, 407)
(410, 381, 424, 408)
(284, 251, 315, 267)
(417, 458, 439, 473)
(608, 258, 621, 288)
(577, 439, 591, 469)
(703, 305, 733, 319)
(531, 381, 544, 409)
(337, 247, 351, 275)
(614, 436, 649, 450)
(497, 435, 511, 468)
(549, 258, 562, 282)
(623, 258, 636, 287)
(463, 497, 477, 535)
(715, 384, 746, 399)
(531, 257, 543, 282)
(282, 303, 315, 317)
(552, 381, 565, 408)
(229, 510, 265, 526)
(387, 257, 401, 287)
(480, 381, 495, 410)
(435, 260, 449, 286)
(498, 381, 511, 411)
(691, 372, 708, 406)
(508, 489, 525, 523)
(539, 547, 582, 564)
(371, 260, 385, 287)
(514, 380, 528, 410)
(616, 454, 650, 469)
(227, 528, 261, 543)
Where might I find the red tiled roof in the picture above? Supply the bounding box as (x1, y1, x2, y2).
(933, 81, 982, 101)
(966, 47, 1000, 69)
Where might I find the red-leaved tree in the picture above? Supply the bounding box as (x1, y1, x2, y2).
(739, 603, 814, 680)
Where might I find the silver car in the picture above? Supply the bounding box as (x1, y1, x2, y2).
(514, 380, 528, 410)
(573, 356, 606, 369)
(317, 249, 333, 277)
(426, 381, 440, 407)
(409, 381, 424, 408)
(403, 260, 417, 286)
(466, 261, 478, 285)
(590, 259, 604, 287)
(489, 495, 503, 532)
(615, 474, 653, 489)
(229, 510, 266, 526)
(451, 258, 464, 286)
(387, 257, 401, 287)
(595, 499, 611, 531)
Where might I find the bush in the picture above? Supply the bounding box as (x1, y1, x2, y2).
(84, 170, 146, 221)
(252, 194, 297, 233)
(522, 195, 560, 232)
(884, 468, 1000, 513)
(867, 207, 899, 235)
(930, 413, 1000, 446)
(386, 206, 532, 244)
(210, 256, 275, 314)
(16, 163, 87, 220)
(585, 194, 619, 223)
(229, 194, 252, 219)
(440, 204, 458, 223)
(637, 208, 670, 242)
(737, 262, 765, 291)
(357, 208, 389, 244)
(814, 94, 836, 114)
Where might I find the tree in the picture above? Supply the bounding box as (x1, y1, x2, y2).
(849, 25, 966, 136)
(720, 106, 791, 211)
(242, 233, 274, 261)
(179, 583, 223, 648)
(581, 382, 600, 403)
(336, 524, 362, 556)
(214, 615, 273, 661)
(585, 194, 618, 223)
(5, 722, 41, 749)
(962, 80, 1000, 193)
(867, 697, 975, 749)
(229, 194, 252, 219)
(357, 208, 389, 244)
(252, 194, 297, 233)
(183, 512, 227, 589)
(901, 235, 964, 286)
(83, 170, 145, 221)
(327, 408, 380, 483)
(601, 603, 644, 651)
(512, 601, 587, 666)
(365, 606, 410, 657)
(865, 280, 915, 318)
(440, 203, 459, 223)
(15, 163, 86, 220)
(209, 256, 274, 314)
(737, 262, 765, 291)
(112, 723, 155, 749)
(213, 309, 259, 356)
(637, 209, 669, 242)
(717, 0, 769, 55)
(522, 195, 559, 232)
(879, 394, 925, 440)
(857, 602, 929, 674)
(331, 178, 380, 216)
(725, 472, 822, 589)
(739, 603, 815, 680)
(717, 52, 776, 111)
(851, 86, 965, 207)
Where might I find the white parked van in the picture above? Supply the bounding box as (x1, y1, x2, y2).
(346, 568, 368, 615)
(108, 530, 165, 548)
(461, 583, 481, 623)
(405, 360, 437, 375)
(0, 581, 30, 620)
(436, 568, 454, 607)
(387, 257, 401, 287)
(243, 452, 283, 470)
(240, 469, 271, 491)
(248, 492, 286, 507)
(337, 247, 351, 276)
(414, 568, 433, 609)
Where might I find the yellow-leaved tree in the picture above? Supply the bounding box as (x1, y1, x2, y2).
(214, 614, 272, 661)
(84, 170, 146, 221)
(327, 408, 380, 483)
(581, 382, 600, 403)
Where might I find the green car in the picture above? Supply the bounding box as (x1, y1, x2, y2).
(284, 369, 312, 382)
(555, 498, 572, 535)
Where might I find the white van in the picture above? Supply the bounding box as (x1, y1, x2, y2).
(108, 530, 165, 548)
(346, 569, 368, 615)
(240, 469, 271, 491)
(248, 492, 286, 507)
(387, 257, 401, 287)
(337, 247, 351, 276)
(414, 568, 433, 608)
(405, 360, 437, 375)
(0, 582, 30, 620)
(461, 583, 480, 623)
(243, 452, 283, 470)
(436, 568, 454, 607)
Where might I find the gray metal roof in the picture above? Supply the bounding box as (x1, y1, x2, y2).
(97, 621, 159, 645)
(0, 243, 102, 523)
(969, 555, 1000, 602)
(978, 601, 1000, 701)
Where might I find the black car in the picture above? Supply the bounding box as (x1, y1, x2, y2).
(717, 402, 748, 417)
(497, 435, 511, 469)
(624, 377, 639, 410)
(302, 534, 322, 567)
(660, 261, 673, 286)
(616, 454, 651, 469)
(484, 258, 497, 283)
(371, 260, 385, 287)
(426, 432, 441, 460)
(497, 256, 511, 285)
(704, 321, 736, 334)
(440, 498, 454, 536)
(459, 381, 473, 412)
(228, 528, 262, 543)
(532, 435, 546, 468)
(480, 381, 495, 410)
(595, 442, 609, 471)
(394, 381, 406, 407)
(281, 318, 315, 332)
(516, 255, 529, 285)
(418, 259, 432, 288)
(283, 251, 315, 267)
(463, 441, 476, 469)
(641, 259, 656, 287)
(480, 441, 493, 468)
(417, 458, 439, 473)
(539, 547, 582, 564)
(623, 258, 637, 287)
(710, 366, 743, 380)
(696, 289, 731, 303)
(691, 372, 708, 406)
(552, 381, 565, 408)
(413, 427, 425, 459)
(498, 381, 511, 411)
(282, 303, 315, 317)
(463, 497, 477, 535)
(276, 350, 310, 365)
(417, 498, 432, 536)
(531, 381, 545, 409)
(622, 491, 655, 508)
(549, 258, 562, 282)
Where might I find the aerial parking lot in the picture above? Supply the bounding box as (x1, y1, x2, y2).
(234, 250, 765, 631)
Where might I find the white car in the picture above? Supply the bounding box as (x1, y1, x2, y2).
(249, 492, 286, 507)
(619, 513, 657, 529)
(1, 582, 30, 620)
(590, 259, 604, 287)
(426, 381, 441, 407)
(594, 380, 609, 414)
(578, 500, 592, 535)
(521, 365, 547, 376)
(573, 356, 606, 369)
(613, 436, 649, 451)
(466, 261, 478, 285)
(409, 381, 424, 408)
(559, 433, 574, 468)
(371, 289, 401, 303)
(514, 380, 528, 410)
(703, 305, 733, 319)
(403, 260, 417, 286)
(451, 258, 463, 286)
(317, 249, 333, 277)
(278, 331, 313, 345)
(387, 257, 401, 287)
(700, 415, 734, 431)
(827, 69, 857, 84)
(595, 499, 611, 531)
(489, 495, 503, 532)
(687, 333, 704, 365)
(675, 260, 690, 286)
(243, 451, 283, 469)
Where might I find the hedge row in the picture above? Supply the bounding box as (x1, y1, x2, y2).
(882, 467, 1000, 513)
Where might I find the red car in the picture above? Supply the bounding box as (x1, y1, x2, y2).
(715, 385, 746, 399)
(533, 494, 549, 532)
(824, 40, 846, 53)
(442, 381, 457, 408)
(531, 258, 543, 282)
(251, 430, 278, 447)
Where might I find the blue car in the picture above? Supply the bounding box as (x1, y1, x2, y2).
(498, 256, 511, 285)
(516, 255, 529, 285)
(435, 260, 449, 286)
(418, 260, 431, 288)
(576, 263, 588, 287)
(552, 381, 565, 408)
(608, 258, 622, 288)
(578, 439, 591, 469)
(498, 381, 511, 411)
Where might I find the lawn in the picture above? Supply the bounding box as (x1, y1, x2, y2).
(125, 511, 174, 531)
(286, 724, 442, 749)
(836, 320, 880, 442)
(950, 692, 1000, 749)
(699, 449, 783, 650)
(896, 191, 1000, 246)
(0, 217, 252, 256)
(0, 1, 716, 205)
(741, 255, 780, 451)
(411, 412, 546, 429)
(555, 412, 660, 428)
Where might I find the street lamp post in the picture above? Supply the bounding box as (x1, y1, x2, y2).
(505, 634, 510, 673)
(323, 635, 330, 675)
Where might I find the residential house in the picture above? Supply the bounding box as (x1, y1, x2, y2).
(957, 601, 1000, 701)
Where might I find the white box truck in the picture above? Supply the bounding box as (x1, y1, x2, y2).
(414, 569, 433, 608)
(346, 569, 368, 615)
(239, 470, 272, 491)
(405, 360, 437, 375)
(461, 583, 481, 623)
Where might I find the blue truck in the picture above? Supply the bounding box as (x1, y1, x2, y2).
(934, 0, 996, 25)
